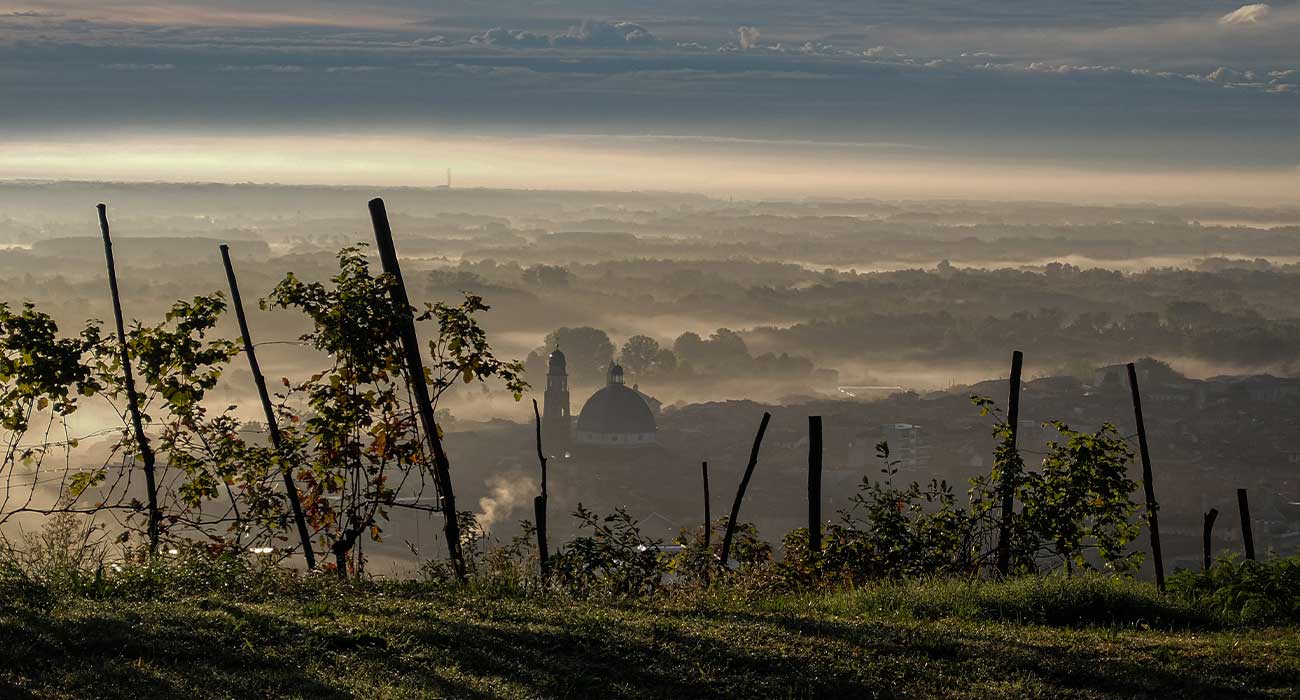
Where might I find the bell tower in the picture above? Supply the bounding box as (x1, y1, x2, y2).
(542, 348, 572, 456)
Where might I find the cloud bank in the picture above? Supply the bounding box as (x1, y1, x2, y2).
(471, 19, 656, 48)
(0, 0, 1296, 184)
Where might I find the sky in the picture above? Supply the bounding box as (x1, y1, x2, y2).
(1, 1, 1298, 203)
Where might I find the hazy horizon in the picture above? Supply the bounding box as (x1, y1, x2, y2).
(3, 1, 1298, 204)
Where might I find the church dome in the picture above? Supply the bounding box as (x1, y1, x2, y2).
(574, 363, 656, 446)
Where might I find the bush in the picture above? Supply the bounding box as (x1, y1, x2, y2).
(0, 559, 54, 613)
(549, 505, 663, 597)
(1169, 555, 1300, 625)
(82, 547, 301, 601)
(421, 511, 541, 595)
(666, 518, 771, 587)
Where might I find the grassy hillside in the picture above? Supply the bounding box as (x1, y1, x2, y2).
(3, 575, 1298, 699)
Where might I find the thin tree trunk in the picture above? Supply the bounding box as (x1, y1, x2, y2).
(1237, 489, 1255, 560)
(808, 416, 823, 553)
(1127, 362, 1166, 592)
(532, 399, 549, 575)
(1203, 508, 1219, 571)
(368, 198, 466, 581)
(720, 412, 771, 570)
(98, 204, 160, 555)
(220, 244, 316, 570)
(995, 350, 1022, 577)
(702, 461, 711, 549)
(332, 539, 350, 580)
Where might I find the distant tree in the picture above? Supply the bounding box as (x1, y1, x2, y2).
(521, 264, 573, 289)
(524, 349, 549, 385)
(672, 332, 704, 363)
(619, 335, 660, 375)
(653, 348, 678, 374)
(428, 268, 486, 291)
(1131, 356, 1184, 384)
(1165, 301, 1219, 331)
(674, 328, 751, 374)
(1120, 312, 1163, 340)
(544, 326, 615, 383)
(754, 352, 813, 376)
(1065, 311, 1111, 336)
(709, 328, 749, 360)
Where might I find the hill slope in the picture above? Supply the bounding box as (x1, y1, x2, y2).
(4, 580, 1299, 699)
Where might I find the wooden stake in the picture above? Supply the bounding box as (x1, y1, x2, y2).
(808, 416, 823, 553)
(995, 350, 1022, 577)
(1237, 488, 1255, 560)
(1203, 508, 1219, 571)
(1127, 362, 1166, 592)
(701, 461, 711, 549)
(98, 204, 160, 554)
(532, 399, 549, 575)
(533, 495, 548, 576)
(720, 412, 771, 570)
(220, 244, 316, 570)
(368, 197, 465, 581)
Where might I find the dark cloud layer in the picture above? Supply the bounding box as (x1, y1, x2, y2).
(0, 1, 1297, 172)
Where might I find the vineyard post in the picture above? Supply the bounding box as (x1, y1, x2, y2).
(98, 203, 161, 555)
(1237, 488, 1255, 560)
(808, 415, 823, 553)
(1127, 362, 1166, 593)
(531, 399, 549, 575)
(368, 197, 466, 581)
(701, 461, 711, 549)
(219, 244, 316, 570)
(1203, 508, 1219, 571)
(995, 350, 1023, 577)
(720, 411, 771, 570)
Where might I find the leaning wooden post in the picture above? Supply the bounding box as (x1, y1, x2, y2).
(368, 197, 466, 581)
(808, 415, 823, 553)
(531, 399, 549, 575)
(98, 204, 161, 555)
(1127, 362, 1166, 593)
(1203, 508, 1219, 571)
(220, 244, 316, 570)
(533, 496, 548, 575)
(701, 461, 711, 548)
(719, 411, 771, 570)
(995, 350, 1023, 577)
(1237, 489, 1255, 560)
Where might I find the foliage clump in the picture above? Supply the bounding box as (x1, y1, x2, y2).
(549, 505, 664, 597)
(1170, 555, 1300, 624)
(264, 246, 526, 577)
(775, 400, 1143, 588)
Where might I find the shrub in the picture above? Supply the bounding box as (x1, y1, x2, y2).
(666, 518, 771, 586)
(971, 397, 1144, 575)
(1169, 555, 1300, 625)
(421, 511, 540, 595)
(549, 505, 663, 597)
(264, 247, 526, 577)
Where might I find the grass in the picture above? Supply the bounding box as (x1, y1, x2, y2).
(2, 570, 1299, 699)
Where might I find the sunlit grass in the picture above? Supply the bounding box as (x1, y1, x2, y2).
(2, 554, 1298, 698)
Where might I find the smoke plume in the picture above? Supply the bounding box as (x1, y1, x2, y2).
(475, 470, 539, 532)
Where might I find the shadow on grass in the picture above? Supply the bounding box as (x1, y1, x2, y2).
(679, 605, 1296, 700)
(2, 596, 1296, 700)
(0, 600, 480, 700)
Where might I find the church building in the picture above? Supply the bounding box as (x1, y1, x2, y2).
(542, 348, 657, 455)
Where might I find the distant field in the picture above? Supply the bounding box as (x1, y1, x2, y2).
(4, 578, 1298, 699)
